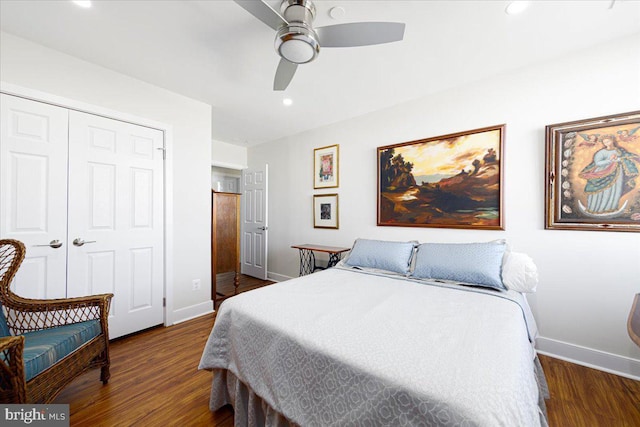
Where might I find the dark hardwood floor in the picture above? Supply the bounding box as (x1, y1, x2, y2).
(214, 272, 275, 309)
(55, 312, 230, 426)
(539, 355, 640, 426)
(55, 275, 640, 426)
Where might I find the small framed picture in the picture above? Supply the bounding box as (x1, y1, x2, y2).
(314, 144, 339, 189)
(313, 194, 339, 229)
(545, 111, 640, 232)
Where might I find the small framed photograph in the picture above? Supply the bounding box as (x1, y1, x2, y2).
(314, 194, 339, 229)
(545, 111, 640, 232)
(314, 144, 339, 189)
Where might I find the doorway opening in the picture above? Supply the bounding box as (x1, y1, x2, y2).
(211, 166, 241, 194)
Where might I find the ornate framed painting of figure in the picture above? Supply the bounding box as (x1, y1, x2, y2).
(545, 111, 640, 232)
(377, 125, 505, 230)
(314, 144, 339, 189)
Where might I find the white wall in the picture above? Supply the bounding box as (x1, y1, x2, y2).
(212, 138, 247, 169)
(0, 32, 213, 320)
(249, 34, 640, 377)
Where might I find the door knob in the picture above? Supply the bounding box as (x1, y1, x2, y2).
(34, 239, 63, 249)
(73, 238, 96, 247)
(259, 226, 268, 231)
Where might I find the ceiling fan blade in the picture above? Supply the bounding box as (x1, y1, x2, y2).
(233, 0, 288, 31)
(316, 22, 405, 48)
(274, 58, 298, 91)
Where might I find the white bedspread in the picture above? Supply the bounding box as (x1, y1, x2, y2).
(199, 267, 545, 426)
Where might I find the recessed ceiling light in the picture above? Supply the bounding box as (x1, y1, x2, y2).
(283, 98, 293, 106)
(505, 1, 530, 15)
(72, 0, 92, 8)
(329, 7, 346, 20)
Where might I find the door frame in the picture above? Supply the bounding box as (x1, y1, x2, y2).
(212, 162, 270, 281)
(0, 82, 176, 327)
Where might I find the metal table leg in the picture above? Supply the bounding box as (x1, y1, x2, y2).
(298, 249, 316, 276)
(327, 252, 343, 268)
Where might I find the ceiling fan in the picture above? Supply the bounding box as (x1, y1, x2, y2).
(234, 0, 406, 91)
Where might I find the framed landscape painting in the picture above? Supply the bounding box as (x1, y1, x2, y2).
(377, 125, 504, 230)
(545, 111, 640, 232)
(314, 144, 339, 189)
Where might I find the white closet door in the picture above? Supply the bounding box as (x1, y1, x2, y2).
(67, 111, 164, 339)
(0, 94, 68, 299)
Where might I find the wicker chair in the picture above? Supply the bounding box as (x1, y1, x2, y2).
(629, 293, 640, 348)
(0, 239, 113, 403)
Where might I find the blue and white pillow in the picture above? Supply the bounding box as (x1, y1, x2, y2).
(411, 241, 507, 290)
(344, 238, 416, 275)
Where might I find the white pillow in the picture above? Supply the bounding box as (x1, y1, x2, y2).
(502, 251, 538, 293)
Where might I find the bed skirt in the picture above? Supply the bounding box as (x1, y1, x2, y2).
(210, 358, 550, 427)
(211, 368, 295, 427)
(534, 355, 550, 422)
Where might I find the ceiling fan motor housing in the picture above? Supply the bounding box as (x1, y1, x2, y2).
(280, 0, 315, 22)
(275, 0, 320, 64)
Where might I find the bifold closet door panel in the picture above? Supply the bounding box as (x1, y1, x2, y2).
(67, 111, 165, 338)
(0, 94, 68, 299)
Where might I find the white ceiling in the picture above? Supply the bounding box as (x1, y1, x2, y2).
(1, 1, 639, 147)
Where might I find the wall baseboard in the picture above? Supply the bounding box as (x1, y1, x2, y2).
(172, 300, 214, 325)
(172, 273, 290, 323)
(267, 272, 293, 282)
(536, 336, 640, 381)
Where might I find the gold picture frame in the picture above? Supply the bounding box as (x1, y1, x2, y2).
(313, 194, 339, 229)
(314, 144, 339, 189)
(378, 125, 505, 230)
(545, 111, 640, 232)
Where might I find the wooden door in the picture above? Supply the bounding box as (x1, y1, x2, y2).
(212, 192, 240, 303)
(214, 194, 239, 274)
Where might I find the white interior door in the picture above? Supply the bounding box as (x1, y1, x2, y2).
(66, 111, 164, 339)
(0, 94, 68, 299)
(241, 165, 268, 280)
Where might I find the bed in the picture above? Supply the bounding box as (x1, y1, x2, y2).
(199, 239, 549, 426)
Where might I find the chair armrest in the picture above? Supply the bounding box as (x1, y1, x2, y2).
(0, 335, 27, 403)
(4, 293, 113, 335)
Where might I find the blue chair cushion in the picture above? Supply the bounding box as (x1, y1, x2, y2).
(22, 320, 101, 381)
(0, 304, 9, 337)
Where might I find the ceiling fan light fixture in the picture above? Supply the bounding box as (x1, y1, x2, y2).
(232, 0, 406, 91)
(275, 24, 320, 64)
